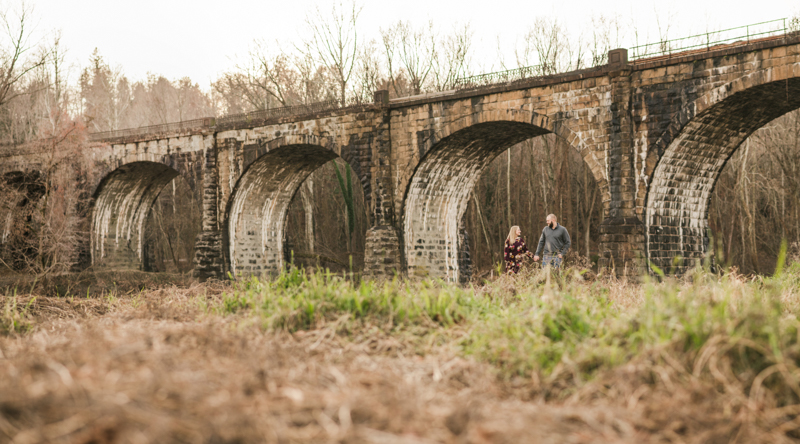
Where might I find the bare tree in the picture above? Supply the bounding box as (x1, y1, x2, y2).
(302, 0, 363, 105)
(141, 75, 173, 124)
(381, 20, 435, 96)
(354, 38, 382, 102)
(654, 7, 677, 55)
(587, 14, 623, 66)
(0, 32, 89, 276)
(173, 77, 213, 121)
(709, 109, 800, 274)
(517, 18, 571, 74)
(142, 176, 200, 273)
(431, 24, 473, 91)
(575, 165, 598, 256)
(211, 73, 251, 115)
(251, 42, 298, 106)
(293, 50, 333, 105)
(234, 41, 301, 108)
(299, 179, 314, 254)
(0, 2, 47, 110)
(126, 75, 212, 127)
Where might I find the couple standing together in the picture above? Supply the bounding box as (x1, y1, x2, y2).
(504, 214, 571, 274)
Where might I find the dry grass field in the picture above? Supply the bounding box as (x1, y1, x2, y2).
(2, 259, 800, 443)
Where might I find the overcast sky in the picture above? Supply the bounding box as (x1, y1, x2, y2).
(23, 0, 800, 89)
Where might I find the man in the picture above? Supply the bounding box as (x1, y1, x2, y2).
(533, 214, 571, 269)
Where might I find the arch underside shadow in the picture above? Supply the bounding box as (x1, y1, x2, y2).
(646, 78, 800, 272)
(227, 144, 341, 277)
(403, 120, 556, 282)
(91, 162, 182, 270)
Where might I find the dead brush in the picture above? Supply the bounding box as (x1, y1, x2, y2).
(537, 268, 800, 443)
(2, 263, 800, 442)
(566, 333, 800, 444)
(790, 242, 800, 265)
(0, 292, 35, 336)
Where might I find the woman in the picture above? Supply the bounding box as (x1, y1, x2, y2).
(504, 225, 533, 274)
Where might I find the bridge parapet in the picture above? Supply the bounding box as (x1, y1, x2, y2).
(88, 98, 376, 144)
(88, 117, 215, 142)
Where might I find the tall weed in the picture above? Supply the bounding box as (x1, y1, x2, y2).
(1, 291, 35, 336)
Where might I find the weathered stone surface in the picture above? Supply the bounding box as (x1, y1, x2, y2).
(3, 34, 799, 280)
(363, 225, 402, 279)
(227, 141, 337, 276)
(645, 76, 800, 273)
(401, 119, 550, 282)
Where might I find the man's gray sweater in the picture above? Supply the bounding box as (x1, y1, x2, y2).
(535, 224, 571, 256)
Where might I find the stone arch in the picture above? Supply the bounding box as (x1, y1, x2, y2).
(90, 161, 196, 270)
(418, 109, 603, 185)
(645, 71, 800, 273)
(226, 134, 367, 276)
(402, 109, 602, 282)
(645, 64, 800, 179)
(87, 140, 203, 193)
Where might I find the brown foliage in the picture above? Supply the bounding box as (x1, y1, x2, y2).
(0, 278, 797, 443)
(0, 123, 91, 276)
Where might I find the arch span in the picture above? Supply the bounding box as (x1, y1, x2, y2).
(402, 110, 603, 282)
(226, 135, 365, 276)
(415, 109, 603, 182)
(91, 161, 192, 270)
(645, 76, 800, 272)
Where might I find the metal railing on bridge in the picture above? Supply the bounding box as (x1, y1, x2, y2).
(453, 64, 547, 90)
(629, 17, 800, 63)
(215, 97, 366, 126)
(420, 17, 800, 94)
(89, 97, 370, 142)
(88, 117, 214, 142)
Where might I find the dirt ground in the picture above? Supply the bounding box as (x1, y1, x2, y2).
(0, 283, 795, 443)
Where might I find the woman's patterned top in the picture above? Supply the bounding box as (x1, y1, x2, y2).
(504, 237, 533, 274)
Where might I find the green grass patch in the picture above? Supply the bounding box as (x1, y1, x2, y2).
(212, 264, 800, 389)
(1, 289, 35, 336)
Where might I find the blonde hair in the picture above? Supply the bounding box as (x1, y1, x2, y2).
(547, 214, 557, 222)
(506, 225, 520, 244)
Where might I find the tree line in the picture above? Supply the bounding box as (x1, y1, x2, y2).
(0, 1, 798, 276)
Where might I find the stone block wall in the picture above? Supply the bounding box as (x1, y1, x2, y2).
(362, 225, 402, 279)
(387, 76, 619, 280)
(194, 135, 224, 280)
(214, 109, 386, 278)
(7, 35, 797, 280)
(645, 75, 800, 273)
(227, 143, 337, 276)
(636, 40, 800, 273)
(87, 135, 206, 271)
(399, 119, 549, 281)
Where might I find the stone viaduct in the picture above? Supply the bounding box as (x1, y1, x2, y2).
(3, 33, 800, 281)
